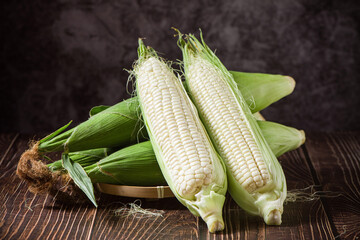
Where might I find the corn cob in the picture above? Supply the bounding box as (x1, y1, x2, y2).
(180, 33, 287, 225)
(134, 39, 227, 232)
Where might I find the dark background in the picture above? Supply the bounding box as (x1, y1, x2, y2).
(1, 0, 359, 134)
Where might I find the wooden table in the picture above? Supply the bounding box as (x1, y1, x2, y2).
(0, 132, 359, 239)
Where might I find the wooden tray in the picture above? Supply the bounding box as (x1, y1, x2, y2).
(96, 183, 175, 199)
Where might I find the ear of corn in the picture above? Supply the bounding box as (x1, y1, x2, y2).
(84, 141, 166, 186)
(134, 39, 227, 232)
(38, 97, 147, 153)
(180, 33, 287, 225)
(258, 121, 306, 157)
(230, 71, 295, 113)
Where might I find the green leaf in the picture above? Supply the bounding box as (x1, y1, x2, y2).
(89, 105, 110, 117)
(62, 153, 98, 207)
(40, 121, 72, 143)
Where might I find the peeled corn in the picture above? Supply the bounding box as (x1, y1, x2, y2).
(134, 39, 227, 232)
(180, 33, 287, 225)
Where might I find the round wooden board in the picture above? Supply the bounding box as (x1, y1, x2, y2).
(96, 183, 175, 199)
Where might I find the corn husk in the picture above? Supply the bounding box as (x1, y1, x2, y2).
(231, 71, 295, 113)
(38, 97, 146, 153)
(84, 141, 166, 186)
(47, 148, 115, 171)
(258, 121, 306, 157)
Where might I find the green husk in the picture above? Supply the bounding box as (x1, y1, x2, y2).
(62, 153, 97, 207)
(258, 121, 306, 157)
(134, 39, 227, 233)
(47, 148, 115, 171)
(179, 32, 287, 225)
(230, 71, 295, 113)
(19, 118, 303, 206)
(84, 141, 166, 186)
(38, 97, 146, 153)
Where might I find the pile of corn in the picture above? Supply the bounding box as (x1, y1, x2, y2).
(17, 31, 305, 232)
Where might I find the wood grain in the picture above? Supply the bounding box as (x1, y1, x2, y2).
(1, 133, 356, 239)
(90, 194, 199, 240)
(305, 132, 360, 239)
(265, 149, 334, 240)
(0, 135, 97, 240)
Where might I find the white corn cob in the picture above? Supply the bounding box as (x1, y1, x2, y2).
(180, 33, 287, 225)
(188, 56, 270, 193)
(134, 40, 227, 232)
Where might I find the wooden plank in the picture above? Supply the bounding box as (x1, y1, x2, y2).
(89, 194, 199, 239)
(0, 135, 97, 240)
(265, 149, 334, 240)
(0, 133, 344, 239)
(305, 132, 360, 239)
